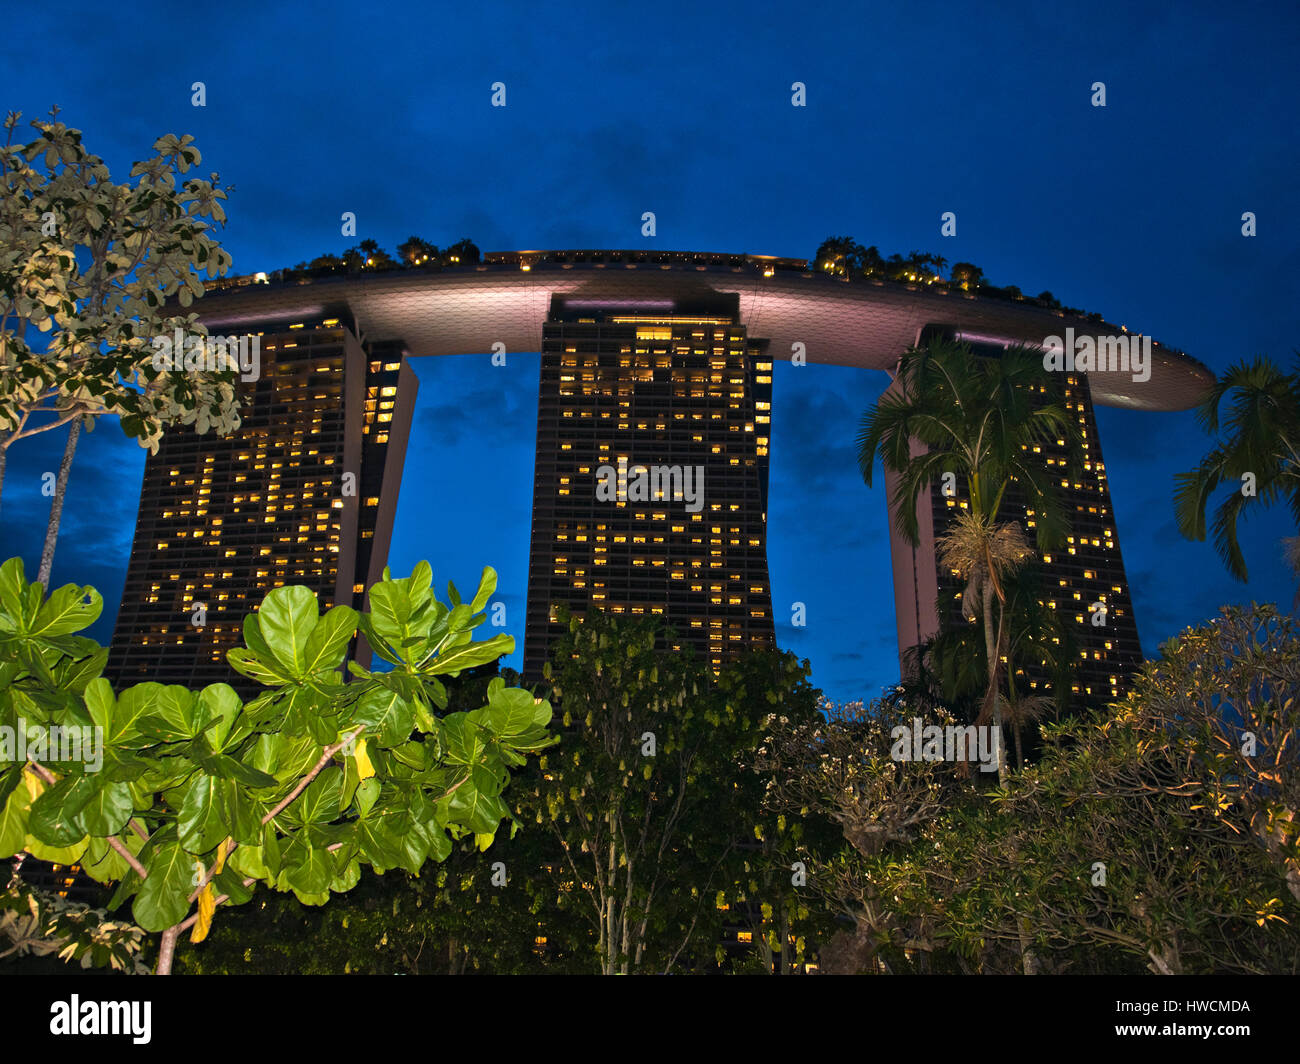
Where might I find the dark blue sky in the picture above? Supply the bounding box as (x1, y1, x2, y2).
(2, 0, 1297, 705)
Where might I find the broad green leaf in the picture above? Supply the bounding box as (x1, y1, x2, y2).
(431, 633, 514, 676)
(228, 843, 270, 882)
(102, 683, 164, 744)
(354, 777, 380, 818)
(29, 775, 90, 846)
(286, 768, 343, 826)
(330, 859, 361, 893)
(195, 683, 242, 750)
(472, 678, 546, 738)
(353, 686, 414, 747)
(468, 566, 497, 614)
(177, 773, 227, 853)
(441, 715, 484, 766)
(74, 776, 134, 836)
(0, 557, 28, 625)
(213, 865, 254, 905)
(56, 646, 109, 694)
(227, 648, 290, 687)
(81, 831, 145, 883)
(134, 840, 197, 932)
(281, 830, 333, 893)
(24, 831, 88, 866)
(256, 585, 319, 677)
(30, 583, 102, 639)
(301, 604, 358, 675)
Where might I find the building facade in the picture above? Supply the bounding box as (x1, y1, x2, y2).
(107, 315, 417, 693)
(523, 293, 775, 677)
(104, 250, 1210, 703)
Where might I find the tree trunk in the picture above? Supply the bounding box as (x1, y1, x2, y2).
(780, 904, 790, 975)
(0, 440, 7, 515)
(1018, 915, 1041, 974)
(37, 419, 80, 586)
(156, 925, 179, 975)
(981, 577, 1006, 784)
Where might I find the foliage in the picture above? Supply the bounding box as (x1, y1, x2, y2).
(0, 556, 553, 972)
(0, 867, 147, 973)
(764, 605, 1300, 974)
(178, 632, 828, 975)
(290, 237, 480, 278)
(1174, 354, 1300, 583)
(0, 111, 240, 461)
(713, 648, 836, 973)
(177, 837, 590, 975)
(759, 692, 962, 972)
(857, 338, 1074, 548)
(511, 612, 826, 973)
(812, 237, 1088, 314)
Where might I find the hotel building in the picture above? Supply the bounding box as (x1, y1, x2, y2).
(107, 314, 417, 693)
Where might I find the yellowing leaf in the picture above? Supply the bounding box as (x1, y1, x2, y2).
(354, 738, 375, 780)
(190, 883, 215, 943)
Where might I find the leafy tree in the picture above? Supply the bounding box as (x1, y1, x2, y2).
(1139, 603, 1300, 905)
(357, 238, 397, 270)
(0, 557, 553, 973)
(857, 339, 1075, 781)
(1174, 354, 1300, 583)
(949, 261, 985, 290)
(758, 693, 961, 973)
(307, 253, 343, 272)
(397, 236, 438, 266)
(715, 647, 832, 973)
(518, 611, 803, 973)
(178, 663, 585, 975)
(784, 606, 1300, 974)
(0, 111, 240, 582)
(912, 564, 1075, 768)
(444, 238, 479, 265)
(178, 835, 591, 974)
(813, 236, 866, 277)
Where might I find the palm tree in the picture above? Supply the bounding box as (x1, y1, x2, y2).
(949, 262, 986, 290)
(935, 509, 1033, 777)
(919, 562, 1075, 765)
(1286, 537, 1300, 608)
(1174, 355, 1300, 583)
(857, 339, 1075, 782)
(397, 236, 438, 265)
(813, 236, 865, 277)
